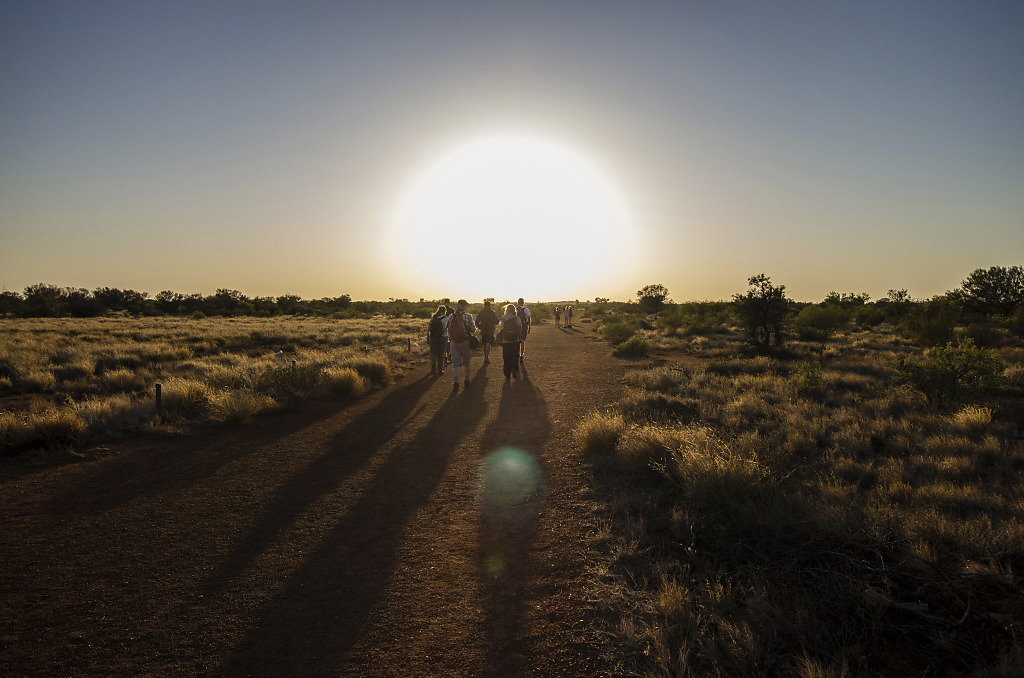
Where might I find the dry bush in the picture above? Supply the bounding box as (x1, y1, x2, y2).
(324, 367, 367, 397)
(208, 389, 276, 423)
(584, 327, 1024, 676)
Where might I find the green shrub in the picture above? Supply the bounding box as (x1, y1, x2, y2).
(893, 340, 1004, 406)
(612, 336, 649, 358)
(793, 305, 847, 342)
(601, 322, 636, 345)
(791, 361, 824, 394)
(904, 301, 959, 346)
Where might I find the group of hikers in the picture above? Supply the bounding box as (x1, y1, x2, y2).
(426, 298, 533, 392)
(553, 305, 574, 328)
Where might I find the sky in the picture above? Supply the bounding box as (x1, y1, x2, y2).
(1, 0, 1022, 302)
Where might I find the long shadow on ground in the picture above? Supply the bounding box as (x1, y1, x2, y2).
(477, 371, 551, 678)
(201, 374, 436, 594)
(222, 366, 490, 676)
(46, 377, 427, 516)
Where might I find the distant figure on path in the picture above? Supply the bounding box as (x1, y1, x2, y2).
(516, 298, 532, 363)
(564, 305, 573, 328)
(553, 306, 562, 328)
(448, 300, 477, 393)
(499, 303, 522, 380)
(427, 306, 448, 376)
(443, 303, 455, 364)
(476, 300, 499, 365)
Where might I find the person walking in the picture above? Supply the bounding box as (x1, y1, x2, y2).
(448, 299, 477, 393)
(564, 304, 573, 328)
(499, 303, 522, 380)
(516, 298, 532, 363)
(475, 300, 499, 365)
(553, 306, 562, 328)
(426, 306, 448, 375)
(443, 304, 454, 364)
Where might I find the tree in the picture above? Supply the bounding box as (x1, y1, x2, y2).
(636, 284, 670, 312)
(732, 274, 789, 347)
(955, 266, 1024, 315)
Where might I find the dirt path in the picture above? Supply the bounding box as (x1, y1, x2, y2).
(0, 322, 625, 677)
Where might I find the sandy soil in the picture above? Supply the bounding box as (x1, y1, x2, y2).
(1, 321, 625, 677)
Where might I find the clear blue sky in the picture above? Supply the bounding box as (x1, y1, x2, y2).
(2, 0, 1022, 301)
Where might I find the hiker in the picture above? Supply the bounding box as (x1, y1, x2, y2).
(448, 299, 477, 392)
(426, 306, 448, 375)
(553, 306, 561, 328)
(565, 304, 573, 328)
(516, 298, 532, 363)
(499, 303, 522, 380)
(443, 303, 454, 364)
(476, 300, 499, 365)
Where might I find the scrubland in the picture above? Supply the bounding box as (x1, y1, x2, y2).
(0, 316, 418, 455)
(582, 316, 1024, 676)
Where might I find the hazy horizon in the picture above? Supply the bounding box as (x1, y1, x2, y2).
(2, 1, 1022, 303)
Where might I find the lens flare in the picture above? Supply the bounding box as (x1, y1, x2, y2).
(479, 447, 546, 526)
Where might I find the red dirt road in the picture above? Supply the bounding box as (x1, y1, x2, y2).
(1, 322, 625, 677)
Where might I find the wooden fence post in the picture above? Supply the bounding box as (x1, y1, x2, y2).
(155, 383, 163, 423)
(407, 337, 412, 353)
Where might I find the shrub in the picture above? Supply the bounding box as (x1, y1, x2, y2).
(53, 363, 91, 383)
(339, 355, 391, 387)
(97, 368, 148, 393)
(20, 369, 56, 392)
(949, 405, 993, 433)
(208, 389, 276, 423)
(793, 305, 847, 342)
(612, 336, 650, 358)
(893, 340, 1004, 406)
(72, 394, 153, 436)
(254, 363, 326, 403)
(0, 409, 88, 453)
(575, 411, 627, 457)
(601, 322, 636, 345)
(904, 300, 959, 347)
(733, 274, 789, 347)
(161, 378, 214, 421)
(791, 361, 824, 394)
(0, 356, 20, 383)
(324, 367, 367, 397)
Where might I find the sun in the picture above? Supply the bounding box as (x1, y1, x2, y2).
(389, 133, 634, 301)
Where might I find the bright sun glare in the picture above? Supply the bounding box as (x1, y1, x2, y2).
(391, 133, 634, 301)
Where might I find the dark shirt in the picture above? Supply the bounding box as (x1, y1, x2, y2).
(476, 307, 499, 331)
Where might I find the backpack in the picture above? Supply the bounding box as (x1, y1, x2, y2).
(449, 313, 468, 342)
(502, 318, 520, 342)
(516, 306, 529, 330)
(428, 316, 444, 339)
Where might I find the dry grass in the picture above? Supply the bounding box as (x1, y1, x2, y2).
(0, 316, 419, 454)
(586, 326, 1024, 676)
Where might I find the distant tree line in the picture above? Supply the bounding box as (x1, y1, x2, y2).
(595, 265, 1024, 350)
(0, 284, 447, 319)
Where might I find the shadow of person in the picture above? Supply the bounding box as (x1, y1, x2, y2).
(222, 367, 490, 676)
(200, 374, 436, 595)
(49, 375, 434, 517)
(477, 376, 551, 677)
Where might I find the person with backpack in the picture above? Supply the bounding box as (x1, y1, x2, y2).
(516, 298, 532, 363)
(553, 306, 562, 328)
(475, 300, 499, 365)
(499, 303, 522, 380)
(564, 304, 573, 328)
(426, 306, 448, 376)
(448, 299, 477, 392)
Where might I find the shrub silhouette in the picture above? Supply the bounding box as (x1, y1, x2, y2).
(733, 274, 789, 348)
